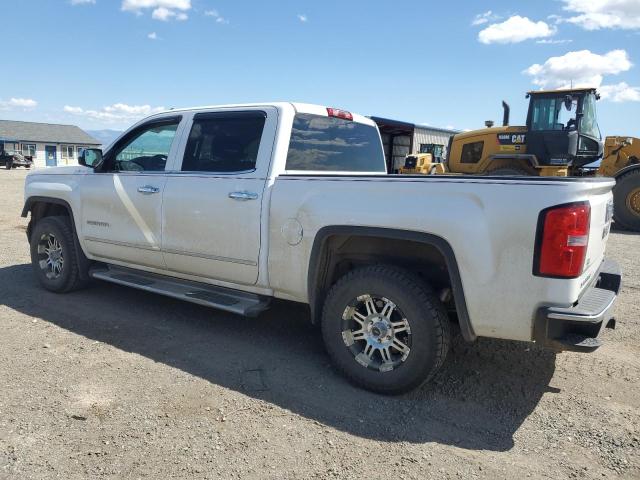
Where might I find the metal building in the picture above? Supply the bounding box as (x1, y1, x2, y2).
(370, 117, 459, 173)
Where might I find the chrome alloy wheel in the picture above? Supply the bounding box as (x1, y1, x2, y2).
(37, 233, 64, 279)
(341, 294, 412, 372)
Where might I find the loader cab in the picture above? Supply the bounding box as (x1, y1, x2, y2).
(525, 88, 603, 168)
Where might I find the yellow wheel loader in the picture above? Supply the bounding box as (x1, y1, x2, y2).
(401, 88, 640, 231)
(398, 153, 446, 175)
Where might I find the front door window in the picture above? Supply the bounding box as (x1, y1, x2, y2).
(109, 121, 179, 172)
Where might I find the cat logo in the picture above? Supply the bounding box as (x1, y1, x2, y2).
(497, 133, 526, 145)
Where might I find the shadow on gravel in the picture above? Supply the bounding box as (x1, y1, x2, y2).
(2, 263, 556, 452)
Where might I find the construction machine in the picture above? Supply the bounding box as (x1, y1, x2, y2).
(398, 153, 446, 174)
(402, 87, 640, 231)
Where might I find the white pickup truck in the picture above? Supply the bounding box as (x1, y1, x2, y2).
(23, 102, 621, 393)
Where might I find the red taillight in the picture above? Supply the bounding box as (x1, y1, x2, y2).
(327, 108, 353, 121)
(535, 202, 591, 278)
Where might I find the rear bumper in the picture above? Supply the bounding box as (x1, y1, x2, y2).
(535, 259, 621, 352)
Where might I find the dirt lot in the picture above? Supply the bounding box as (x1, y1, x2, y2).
(0, 168, 638, 480)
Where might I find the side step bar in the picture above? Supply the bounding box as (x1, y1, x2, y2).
(90, 266, 271, 317)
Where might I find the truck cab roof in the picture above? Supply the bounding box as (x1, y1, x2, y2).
(143, 102, 377, 128)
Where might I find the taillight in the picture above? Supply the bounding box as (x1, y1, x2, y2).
(534, 202, 591, 278)
(327, 108, 353, 121)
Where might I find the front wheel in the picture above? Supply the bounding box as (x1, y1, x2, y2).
(321, 265, 450, 394)
(30, 216, 88, 293)
(5, 160, 12, 170)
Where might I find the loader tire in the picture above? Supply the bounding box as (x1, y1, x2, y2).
(613, 168, 640, 232)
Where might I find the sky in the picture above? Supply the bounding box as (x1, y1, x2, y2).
(1, 0, 639, 137)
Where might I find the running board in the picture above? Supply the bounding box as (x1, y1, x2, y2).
(89, 266, 270, 317)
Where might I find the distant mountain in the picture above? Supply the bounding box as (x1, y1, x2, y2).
(86, 129, 122, 148)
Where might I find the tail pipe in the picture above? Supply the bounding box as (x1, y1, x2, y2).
(502, 101, 510, 126)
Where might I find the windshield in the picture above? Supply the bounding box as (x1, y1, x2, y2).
(530, 96, 577, 131)
(579, 93, 601, 139)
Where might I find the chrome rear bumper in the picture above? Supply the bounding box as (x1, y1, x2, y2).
(535, 259, 621, 352)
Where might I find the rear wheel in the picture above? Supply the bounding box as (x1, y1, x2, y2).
(5, 160, 13, 170)
(321, 265, 450, 394)
(30, 216, 89, 293)
(613, 168, 640, 232)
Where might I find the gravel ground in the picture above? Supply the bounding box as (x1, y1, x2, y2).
(0, 168, 638, 480)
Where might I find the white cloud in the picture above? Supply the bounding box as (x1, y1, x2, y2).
(148, 32, 158, 40)
(536, 38, 573, 44)
(561, 0, 640, 30)
(204, 9, 229, 24)
(478, 15, 556, 44)
(152, 6, 187, 21)
(64, 103, 166, 124)
(70, 0, 95, 5)
(297, 14, 308, 23)
(523, 49, 632, 89)
(0, 98, 38, 110)
(471, 10, 500, 26)
(63, 106, 84, 114)
(122, 0, 190, 21)
(122, 0, 190, 10)
(9, 98, 38, 108)
(599, 82, 640, 102)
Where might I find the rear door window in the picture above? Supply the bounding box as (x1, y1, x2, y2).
(182, 111, 266, 173)
(286, 114, 385, 172)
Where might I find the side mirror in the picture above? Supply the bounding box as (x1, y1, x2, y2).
(79, 148, 104, 170)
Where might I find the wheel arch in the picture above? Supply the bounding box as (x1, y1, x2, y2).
(482, 154, 539, 174)
(22, 196, 77, 242)
(307, 226, 476, 342)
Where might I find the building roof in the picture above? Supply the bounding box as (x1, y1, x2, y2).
(369, 116, 459, 135)
(0, 120, 100, 145)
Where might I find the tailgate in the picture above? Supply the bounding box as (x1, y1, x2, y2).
(582, 182, 615, 286)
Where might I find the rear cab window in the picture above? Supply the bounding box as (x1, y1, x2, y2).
(285, 113, 386, 173)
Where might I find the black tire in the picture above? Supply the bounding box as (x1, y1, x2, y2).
(29, 216, 89, 293)
(613, 168, 640, 232)
(321, 265, 451, 394)
(5, 160, 12, 170)
(486, 167, 532, 176)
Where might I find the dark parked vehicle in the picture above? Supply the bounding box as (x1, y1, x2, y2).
(0, 149, 32, 170)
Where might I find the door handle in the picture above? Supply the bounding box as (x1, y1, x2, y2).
(228, 191, 259, 201)
(137, 185, 160, 194)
